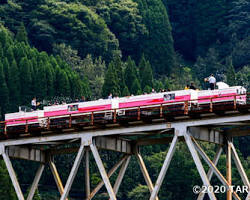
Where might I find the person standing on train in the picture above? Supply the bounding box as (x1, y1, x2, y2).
(31, 97, 37, 110)
(208, 74, 216, 90)
(108, 93, 113, 99)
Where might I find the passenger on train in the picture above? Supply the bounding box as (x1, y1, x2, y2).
(31, 97, 40, 110)
(208, 74, 216, 90)
(108, 93, 113, 99)
(184, 84, 190, 90)
(80, 96, 86, 102)
(31, 97, 37, 110)
(189, 82, 196, 90)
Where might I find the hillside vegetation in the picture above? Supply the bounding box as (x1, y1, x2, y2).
(0, 0, 249, 199)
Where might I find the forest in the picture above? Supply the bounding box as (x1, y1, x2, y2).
(0, 0, 249, 199)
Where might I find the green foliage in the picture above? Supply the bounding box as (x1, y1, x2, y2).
(16, 23, 28, 44)
(9, 60, 20, 111)
(0, 25, 87, 113)
(128, 184, 150, 200)
(235, 65, 250, 90)
(54, 44, 105, 99)
(226, 57, 236, 86)
(232, 36, 250, 68)
(143, 85, 151, 93)
(122, 86, 130, 96)
(102, 62, 120, 97)
(136, 0, 175, 73)
(0, 62, 9, 118)
(0, 161, 17, 199)
(113, 56, 126, 93)
(3, 57, 10, 87)
(19, 57, 32, 104)
(139, 55, 153, 89)
(32, 0, 120, 61)
(131, 78, 142, 95)
(124, 57, 138, 92)
(97, 0, 147, 61)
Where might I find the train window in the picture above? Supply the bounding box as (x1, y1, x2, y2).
(68, 105, 78, 112)
(164, 93, 175, 101)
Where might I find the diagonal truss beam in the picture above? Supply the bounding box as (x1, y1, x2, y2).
(230, 142, 250, 200)
(230, 142, 250, 188)
(226, 140, 232, 200)
(197, 147, 223, 200)
(27, 163, 45, 200)
(88, 154, 129, 200)
(60, 144, 85, 200)
(113, 156, 131, 195)
(136, 152, 159, 200)
(149, 134, 178, 200)
(90, 144, 117, 200)
(191, 137, 241, 200)
(2, 151, 25, 200)
(184, 134, 217, 200)
(49, 159, 67, 198)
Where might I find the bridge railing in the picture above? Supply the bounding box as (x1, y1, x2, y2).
(0, 93, 250, 137)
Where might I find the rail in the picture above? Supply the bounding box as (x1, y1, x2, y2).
(0, 93, 249, 137)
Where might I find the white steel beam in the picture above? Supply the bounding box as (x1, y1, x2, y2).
(27, 164, 45, 200)
(197, 147, 223, 200)
(2, 151, 25, 200)
(149, 134, 178, 200)
(90, 144, 117, 200)
(230, 142, 250, 188)
(60, 144, 85, 200)
(230, 142, 250, 200)
(113, 156, 131, 195)
(192, 138, 241, 200)
(88, 155, 128, 200)
(184, 134, 217, 200)
(226, 140, 232, 200)
(85, 149, 90, 199)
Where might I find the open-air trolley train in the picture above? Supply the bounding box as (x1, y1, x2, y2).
(4, 84, 247, 133)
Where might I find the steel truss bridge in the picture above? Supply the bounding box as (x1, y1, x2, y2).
(0, 94, 249, 200)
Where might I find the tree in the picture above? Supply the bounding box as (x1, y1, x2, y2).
(102, 62, 120, 97)
(16, 23, 28, 44)
(113, 56, 126, 92)
(36, 60, 47, 98)
(143, 85, 151, 93)
(128, 184, 150, 200)
(124, 57, 137, 92)
(56, 69, 71, 97)
(122, 86, 130, 96)
(136, 0, 175, 73)
(226, 57, 236, 86)
(9, 60, 20, 111)
(131, 78, 142, 95)
(0, 62, 9, 118)
(45, 63, 55, 97)
(139, 55, 153, 89)
(97, 0, 147, 61)
(2, 58, 10, 87)
(19, 57, 32, 104)
(30, 1, 120, 61)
